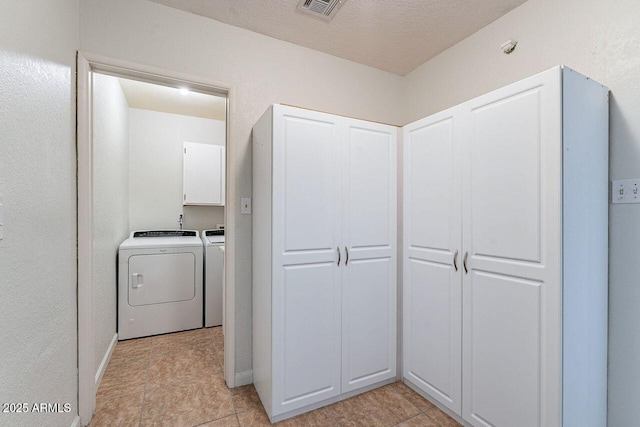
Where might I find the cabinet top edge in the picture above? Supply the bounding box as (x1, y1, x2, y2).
(275, 103, 401, 128)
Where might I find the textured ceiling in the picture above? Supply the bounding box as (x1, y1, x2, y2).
(118, 78, 226, 121)
(148, 0, 527, 75)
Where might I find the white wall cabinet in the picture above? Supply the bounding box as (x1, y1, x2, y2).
(253, 104, 397, 423)
(183, 141, 225, 206)
(403, 66, 608, 427)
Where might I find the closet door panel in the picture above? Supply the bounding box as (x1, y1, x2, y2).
(407, 259, 456, 397)
(342, 120, 397, 393)
(281, 117, 336, 252)
(467, 90, 542, 263)
(462, 68, 562, 427)
(344, 125, 393, 247)
(280, 264, 341, 403)
(272, 105, 343, 414)
(468, 272, 541, 427)
(409, 120, 455, 251)
(342, 257, 393, 389)
(402, 107, 462, 414)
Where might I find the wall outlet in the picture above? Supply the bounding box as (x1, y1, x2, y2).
(612, 179, 640, 204)
(241, 198, 251, 214)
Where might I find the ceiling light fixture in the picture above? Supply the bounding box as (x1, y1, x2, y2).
(180, 87, 190, 96)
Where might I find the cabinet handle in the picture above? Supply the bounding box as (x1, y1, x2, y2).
(345, 246, 349, 266)
(337, 246, 341, 266)
(463, 251, 469, 274)
(453, 250, 458, 272)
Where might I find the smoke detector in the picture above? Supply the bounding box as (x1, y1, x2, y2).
(501, 39, 518, 54)
(297, 0, 346, 21)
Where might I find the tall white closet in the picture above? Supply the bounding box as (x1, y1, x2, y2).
(253, 104, 397, 423)
(403, 66, 608, 427)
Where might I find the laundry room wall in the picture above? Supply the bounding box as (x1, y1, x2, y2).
(128, 108, 225, 232)
(92, 73, 130, 377)
(0, 1, 79, 426)
(80, 0, 404, 380)
(401, 0, 640, 424)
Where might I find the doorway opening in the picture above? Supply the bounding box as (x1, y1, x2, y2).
(77, 53, 237, 425)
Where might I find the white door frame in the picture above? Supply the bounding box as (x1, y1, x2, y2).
(77, 52, 237, 425)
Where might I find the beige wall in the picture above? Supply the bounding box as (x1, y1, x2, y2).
(402, 0, 640, 424)
(93, 73, 130, 376)
(79, 0, 404, 377)
(128, 108, 225, 232)
(0, 1, 79, 426)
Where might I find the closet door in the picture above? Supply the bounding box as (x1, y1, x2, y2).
(402, 107, 462, 414)
(271, 105, 343, 414)
(461, 68, 562, 427)
(341, 118, 397, 393)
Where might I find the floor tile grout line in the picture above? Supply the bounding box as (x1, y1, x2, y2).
(144, 371, 224, 395)
(393, 382, 453, 427)
(191, 412, 239, 427)
(228, 378, 240, 417)
(424, 410, 445, 427)
(389, 413, 422, 427)
(209, 329, 224, 372)
(390, 381, 436, 425)
(138, 341, 153, 427)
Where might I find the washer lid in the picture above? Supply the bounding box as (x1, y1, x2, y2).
(203, 229, 225, 245)
(133, 230, 197, 238)
(120, 230, 203, 250)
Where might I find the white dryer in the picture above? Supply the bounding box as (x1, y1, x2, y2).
(202, 229, 224, 327)
(118, 230, 203, 340)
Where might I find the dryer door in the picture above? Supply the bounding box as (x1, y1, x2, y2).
(128, 252, 196, 306)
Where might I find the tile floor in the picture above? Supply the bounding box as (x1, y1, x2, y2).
(92, 328, 461, 427)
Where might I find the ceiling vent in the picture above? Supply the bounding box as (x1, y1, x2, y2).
(297, 0, 346, 21)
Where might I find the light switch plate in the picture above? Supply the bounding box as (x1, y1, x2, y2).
(241, 198, 251, 214)
(612, 179, 640, 204)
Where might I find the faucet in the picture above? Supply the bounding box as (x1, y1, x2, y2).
(179, 214, 184, 230)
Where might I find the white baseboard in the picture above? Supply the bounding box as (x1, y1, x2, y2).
(270, 377, 395, 423)
(70, 415, 81, 427)
(235, 370, 253, 387)
(95, 333, 118, 387)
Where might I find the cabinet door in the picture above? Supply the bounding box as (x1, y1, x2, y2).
(271, 105, 343, 415)
(402, 107, 462, 414)
(461, 68, 562, 427)
(341, 118, 397, 393)
(183, 142, 225, 205)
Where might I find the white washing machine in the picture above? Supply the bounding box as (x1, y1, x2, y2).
(202, 229, 224, 327)
(118, 230, 203, 340)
